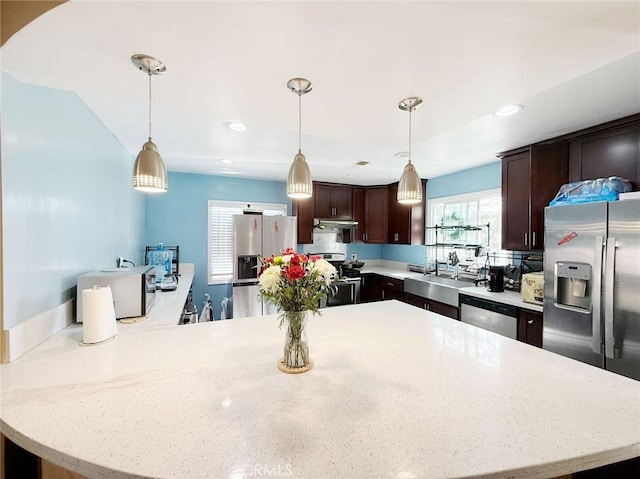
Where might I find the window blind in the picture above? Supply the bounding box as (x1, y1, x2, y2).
(208, 201, 287, 284)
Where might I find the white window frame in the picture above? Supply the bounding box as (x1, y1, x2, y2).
(208, 201, 287, 285)
(427, 188, 509, 265)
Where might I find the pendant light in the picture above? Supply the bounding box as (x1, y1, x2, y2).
(397, 96, 423, 204)
(131, 54, 168, 193)
(286, 78, 313, 199)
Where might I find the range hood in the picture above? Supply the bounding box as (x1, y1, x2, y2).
(313, 218, 358, 229)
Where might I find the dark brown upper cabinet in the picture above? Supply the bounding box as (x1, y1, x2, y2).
(501, 142, 569, 251)
(568, 116, 640, 190)
(314, 183, 353, 219)
(350, 187, 366, 243)
(291, 197, 314, 244)
(387, 181, 427, 245)
(363, 186, 388, 244)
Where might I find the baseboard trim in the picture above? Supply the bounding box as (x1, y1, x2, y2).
(4, 301, 74, 362)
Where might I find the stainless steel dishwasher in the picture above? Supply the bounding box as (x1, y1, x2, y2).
(460, 294, 518, 339)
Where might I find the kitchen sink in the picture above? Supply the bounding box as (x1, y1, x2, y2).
(404, 275, 471, 307)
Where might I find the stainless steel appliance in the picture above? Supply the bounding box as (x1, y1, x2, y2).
(460, 294, 518, 339)
(76, 266, 156, 322)
(307, 253, 361, 307)
(232, 214, 297, 318)
(543, 199, 640, 380)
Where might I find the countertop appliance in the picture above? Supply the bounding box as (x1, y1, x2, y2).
(308, 252, 361, 307)
(488, 266, 505, 292)
(232, 214, 297, 318)
(460, 294, 518, 339)
(76, 266, 156, 322)
(543, 199, 640, 381)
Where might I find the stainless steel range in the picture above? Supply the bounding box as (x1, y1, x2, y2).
(309, 252, 361, 307)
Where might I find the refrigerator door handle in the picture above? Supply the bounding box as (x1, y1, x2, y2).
(604, 237, 616, 359)
(553, 303, 592, 315)
(592, 236, 604, 354)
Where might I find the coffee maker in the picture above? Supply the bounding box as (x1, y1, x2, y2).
(489, 266, 505, 292)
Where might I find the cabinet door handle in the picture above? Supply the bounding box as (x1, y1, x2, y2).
(524, 233, 528, 246)
(363, 233, 366, 242)
(394, 233, 399, 242)
(426, 304, 430, 311)
(532, 232, 536, 247)
(387, 282, 394, 287)
(528, 319, 534, 325)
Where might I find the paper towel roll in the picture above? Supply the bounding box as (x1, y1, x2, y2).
(82, 285, 117, 344)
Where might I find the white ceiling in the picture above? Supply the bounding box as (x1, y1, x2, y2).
(2, 0, 639, 185)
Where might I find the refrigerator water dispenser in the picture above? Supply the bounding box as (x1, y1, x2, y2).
(555, 262, 592, 311)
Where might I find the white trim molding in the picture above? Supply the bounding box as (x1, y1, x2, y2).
(4, 300, 74, 362)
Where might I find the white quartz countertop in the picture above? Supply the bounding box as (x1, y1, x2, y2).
(359, 265, 424, 280)
(361, 265, 543, 312)
(2, 300, 639, 478)
(114, 268, 195, 332)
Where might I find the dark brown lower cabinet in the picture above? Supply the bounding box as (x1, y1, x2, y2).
(360, 274, 382, 302)
(405, 292, 459, 320)
(360, 274, 404, 302)
(518, 310, 543, 348)
(381, 277, 404, 301)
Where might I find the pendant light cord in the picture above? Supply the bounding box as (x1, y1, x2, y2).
(298, 92, 302, 152)
(408, 106, 412, 164)
(148, 72, 152, 139)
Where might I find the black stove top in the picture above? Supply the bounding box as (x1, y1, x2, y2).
(341, 268, 362, 278)
(307, 252, 363, 280)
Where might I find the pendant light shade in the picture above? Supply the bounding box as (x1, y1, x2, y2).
(397, 161, 422, 204)
(131, 54, 168, 193)
(286, 78, 313, 199)
(133, 139, 168, 192)
(397, 97, 423, 205)
(287, 150, 313, 198)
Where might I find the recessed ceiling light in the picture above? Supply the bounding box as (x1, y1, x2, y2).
(494, 104, 524, 117)
(394, 151, 410, 158)
(221, 159, 233, 164)
(226, 121, 247, 132)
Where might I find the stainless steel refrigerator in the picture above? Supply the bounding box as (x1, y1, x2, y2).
(543, 199, 640, 380)
(232, 215, 297, 318)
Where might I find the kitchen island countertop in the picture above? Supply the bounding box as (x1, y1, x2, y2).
(2, 300, 639, 478)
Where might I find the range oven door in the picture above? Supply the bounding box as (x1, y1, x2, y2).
(324, 279, 361, 307)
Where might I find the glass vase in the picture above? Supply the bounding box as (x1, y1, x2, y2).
(280, 310, 312, 372)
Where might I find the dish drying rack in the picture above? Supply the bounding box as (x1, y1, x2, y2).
(424, 223, 490, 282)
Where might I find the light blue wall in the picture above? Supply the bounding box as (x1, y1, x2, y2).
(1, 72, 145, 329)
(426, 161, 501, 199)
(345, 243, 382, 261)
(143, 172, 291, 319)
(381, 162, 501, 263)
